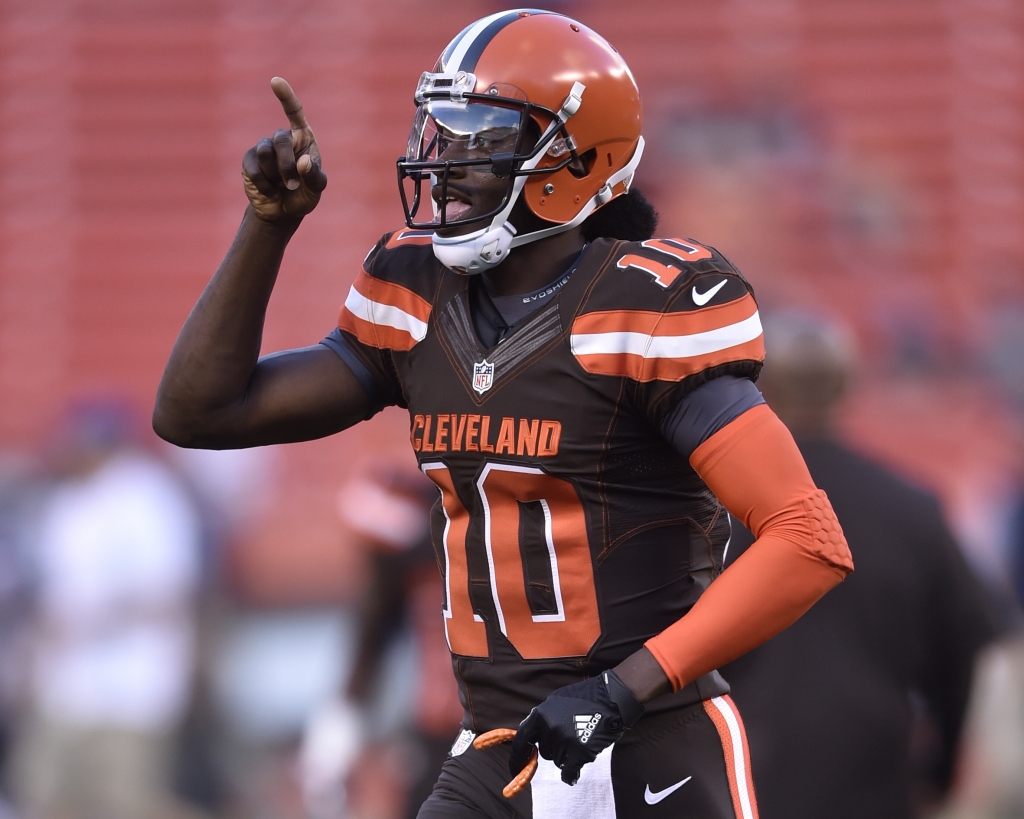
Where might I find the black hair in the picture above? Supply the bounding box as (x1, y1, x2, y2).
(580, 186, 659, 242)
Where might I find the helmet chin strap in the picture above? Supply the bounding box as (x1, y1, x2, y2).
(429, 177, 526, 274)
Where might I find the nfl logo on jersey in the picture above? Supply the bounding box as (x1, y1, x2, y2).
(473, 359, 495, 394)
(449, 728, 476, 757)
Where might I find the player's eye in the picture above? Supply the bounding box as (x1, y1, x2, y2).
(477, 128, 516, 150)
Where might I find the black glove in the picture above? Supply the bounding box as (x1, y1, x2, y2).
(508, 670, 644, 786)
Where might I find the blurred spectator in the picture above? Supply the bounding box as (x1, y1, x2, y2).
(163, 446, 277, 816)
(933, 456, 1024, 818)
(299, 465, 463, 819)
(936, 638, 1024, 819)
(722, 313, 1000, 819)
(8, 400, 206, 819)
(1010, 499, 1024, 615)
(0, 454, 41, 818)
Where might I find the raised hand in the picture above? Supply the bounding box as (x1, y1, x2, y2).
(242, 77, 328, 222)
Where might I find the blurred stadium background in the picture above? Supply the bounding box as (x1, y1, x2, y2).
(0, 0, 1022, 817)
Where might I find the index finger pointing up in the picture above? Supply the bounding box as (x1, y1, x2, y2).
(270, 76, 310, 130)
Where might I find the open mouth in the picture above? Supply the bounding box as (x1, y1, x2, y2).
(440, 199, 472, 222)
(432, 187, 473, 224)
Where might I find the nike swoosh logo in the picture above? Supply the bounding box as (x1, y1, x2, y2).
(644, 776, 692, 805)
(692, 280, 727, 306)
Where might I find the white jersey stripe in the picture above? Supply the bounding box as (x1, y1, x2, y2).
(570, 312, 762, 360)
(709, 696, 756, 819)
(344, 286, 429, 342)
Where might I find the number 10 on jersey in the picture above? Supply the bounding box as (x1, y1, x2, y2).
(422, 462, 602, 660)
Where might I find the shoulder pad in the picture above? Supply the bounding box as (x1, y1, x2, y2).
(382, 227, 435, 250)
(583, 236, 754, 314)
(339, 230, 440, 352)
(364, 229, 440, 291)
(610, 236, 745, 291)
(572, 237, 763, 382)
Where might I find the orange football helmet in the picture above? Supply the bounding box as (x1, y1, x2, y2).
(397, 9, 645, 273)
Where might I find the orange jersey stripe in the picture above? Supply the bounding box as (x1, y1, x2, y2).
(570, 294, 764, 382)
(338, 269, 432, 351)
(573, 293, 758, 338)
(350, 269, 432, 324)
(339, 310, 424, 352)
(571, 339, 765, 382)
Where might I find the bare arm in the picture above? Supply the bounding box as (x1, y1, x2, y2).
(154, 79, 369, 448)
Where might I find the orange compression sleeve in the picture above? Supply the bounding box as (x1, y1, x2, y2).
(645, 403, 854, 691)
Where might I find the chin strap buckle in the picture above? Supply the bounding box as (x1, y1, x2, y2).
(559, 82, 586, 120)
(481, 239, 500, 261)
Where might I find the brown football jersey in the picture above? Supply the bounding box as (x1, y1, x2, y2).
(337, 230, 765, 731)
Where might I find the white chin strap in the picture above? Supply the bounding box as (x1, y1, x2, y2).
(431, 81, 645, 274)
(431, 219, 518, 274)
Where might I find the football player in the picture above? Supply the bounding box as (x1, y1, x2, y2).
(154, 10, 853, 819)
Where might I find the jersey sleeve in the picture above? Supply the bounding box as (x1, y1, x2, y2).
(334, 231, 437, 410)
(569, 237, 765, 426)
(319, 328, 392, 417)
(659, 375, 765, 460)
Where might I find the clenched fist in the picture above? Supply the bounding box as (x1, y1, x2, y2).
(242, 77, 327, 222)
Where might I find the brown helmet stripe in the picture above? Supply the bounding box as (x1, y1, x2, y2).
(437, 21, 476, 71)
(441, 9, 553, 74)
(459, 9, 552, 73)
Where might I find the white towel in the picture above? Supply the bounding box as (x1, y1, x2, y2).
(531, 745, 616, 819)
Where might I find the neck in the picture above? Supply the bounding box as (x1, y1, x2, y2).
(480, 226, 586, 297)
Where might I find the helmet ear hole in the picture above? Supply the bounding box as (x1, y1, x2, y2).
(568, 148, 597, 179)
(522, 118, 543, 153)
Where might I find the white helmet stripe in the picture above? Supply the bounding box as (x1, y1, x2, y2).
(444, 10, 513, 73)
(437, 22, 476, 71)
(445, 9, 553, 73)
